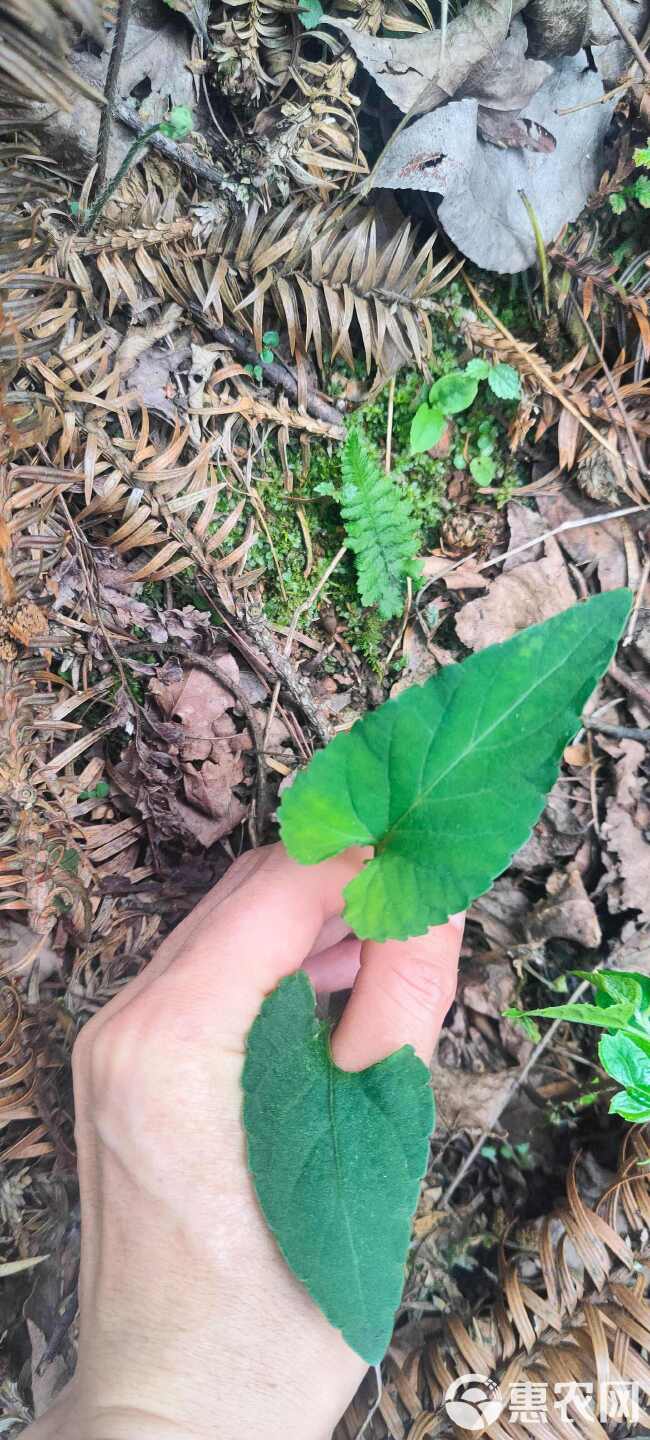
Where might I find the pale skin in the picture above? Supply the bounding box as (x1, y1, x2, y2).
(24, 843, 464, 1440)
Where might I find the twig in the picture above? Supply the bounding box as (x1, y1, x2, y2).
(596, 0, 650, 78)
(186, 306, 345, 435)
(354, 1365, 383, 1440)
(283, 544, 348, 658)
(464, 275, 620, 459)
(94, 0, 133, 195)
(624, 555, 650, 646)
(585, 719, 650, 742)
(441, 977, 594, 1208)
(385, 375, 396, 473)
(113, 99, 242, 191)
(567, 293, 647, 482)
(241, 605, 332, 745)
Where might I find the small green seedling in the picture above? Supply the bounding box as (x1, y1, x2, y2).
(243, 590, 631, 1365)
(410, 358, 521, 462)
(245, 329, 280, 382)
(79, 781, 110, 801)
(608, 141, 650, 214)
(508, 967, 650, 1123)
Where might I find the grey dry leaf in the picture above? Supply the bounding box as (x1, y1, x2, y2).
(455, 536, 576, 650)
(502, 499, 547, 570)
(433, 56, 614, 272)
(327, 0, 525, 117)
(512, 777, 590, 871)
(600, 740, 650, 924)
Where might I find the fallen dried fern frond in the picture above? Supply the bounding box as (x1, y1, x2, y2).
(338, 1128, 650, 1440)
(0, 0, 103, 110)
(0, 979, 53, 1163)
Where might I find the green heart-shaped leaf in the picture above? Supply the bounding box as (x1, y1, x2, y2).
(410, 402, 446, 455)
(280, 592, 631, 941)
(429, 370, 478, 414)
(243, 972, 433, 1363)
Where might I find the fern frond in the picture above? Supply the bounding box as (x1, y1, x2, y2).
(340, 430, 420, 620)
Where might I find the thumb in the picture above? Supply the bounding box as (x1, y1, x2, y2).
(330, 916, 464, 1071)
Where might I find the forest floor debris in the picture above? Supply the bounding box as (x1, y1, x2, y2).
(1, 0, 650, 1433)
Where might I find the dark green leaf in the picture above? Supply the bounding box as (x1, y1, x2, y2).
(243, 972, 433, 1363)
(609, 1087, 650, 1121)
(410, 403, 446, 455)
(470, 455, 496, 486)
(260, 348, 274, 364)
(487, 363, 521, 400)
(599, 1032, 650, 1089)
(262, 329, 280, 346)
(280, 592, 632, 941)
(429, 371, 478, 415)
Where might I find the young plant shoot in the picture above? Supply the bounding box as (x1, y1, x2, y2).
(244, 590, 632, 1365)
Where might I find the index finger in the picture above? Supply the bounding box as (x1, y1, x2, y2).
(164, 843, 368, 1034)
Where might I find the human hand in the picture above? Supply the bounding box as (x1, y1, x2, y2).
(26, 844, 463, 1440)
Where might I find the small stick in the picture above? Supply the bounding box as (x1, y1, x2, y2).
(94, 0, 134, 195)
(567, 293, 647, 482)
(624, 555, 650, 646)
(283, 544, 348, 657)
(441, 976, 594, 1208)
(385, 375, 396, 473)
(354, 1365, 383, 1440)
(585, 719, 650, 742)
(596, 0, 650, 78)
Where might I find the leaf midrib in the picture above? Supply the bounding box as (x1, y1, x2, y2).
(378, 625, 587, 847)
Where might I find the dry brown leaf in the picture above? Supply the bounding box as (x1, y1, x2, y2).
(455, 536, 576, 650)
(150, 657, 241, 762)
(470, 876, 531, 948)
(182, 754, 247, 833)
(536, 489, 628, 590)
(429, 1058, 517, 1133)
(529, 865, 602, 948)
(600, 740, 650, 924)
(502, 498, 547, 570)
(512, 777, 590, 872)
